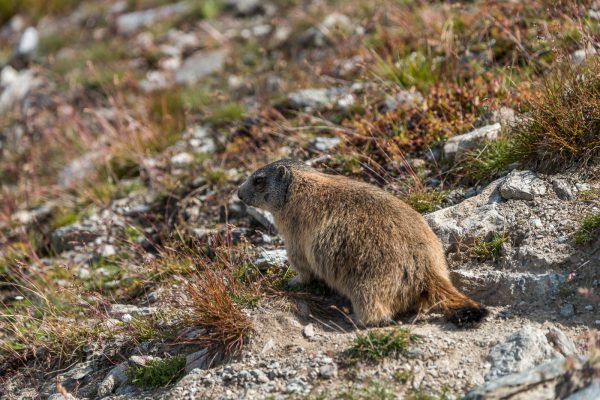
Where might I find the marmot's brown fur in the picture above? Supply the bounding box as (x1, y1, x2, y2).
(238, 159, 487, 326)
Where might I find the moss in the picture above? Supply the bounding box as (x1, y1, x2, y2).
(574, 213, 600, 245)
(50, 208, 80, 230)
(127, 356, 186, 387)
(188, 0, 223, 19)
(374, 51, 441, 92)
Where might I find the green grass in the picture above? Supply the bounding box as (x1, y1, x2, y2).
(345, 327, 416, 364)
(471, 233, 507, 261)
(204, 168, 229, 187)
(374, 51, 440, 92)
(406, 189, 447, 214)
(207, 102, 245, 125)
(574, 213, 600, 245)
(127, 356, 186, 387)
(459, 137, 525, 182)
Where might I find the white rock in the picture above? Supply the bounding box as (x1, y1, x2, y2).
(116, 2, 189, 35)
(170, 152, 194, 168)
(175, 49, 227, 85)
(17, 27, 39, 57)
(485, 325, 561, 381)
(500, 170, 547, 201)
(444, 123, 501, 160)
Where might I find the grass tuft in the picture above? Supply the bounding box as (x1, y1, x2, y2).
(406, 189, 447, 214)
(574, 212, 600, 245)
(345, 327, 417, 364)
(470, 233, 507, 261)
(127, 356, 186, 387)
(184, 269, 254, 362)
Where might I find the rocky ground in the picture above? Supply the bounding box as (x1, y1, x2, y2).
(0, 0, 599, 399)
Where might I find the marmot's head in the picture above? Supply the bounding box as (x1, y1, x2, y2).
(238, 159, 302, 212)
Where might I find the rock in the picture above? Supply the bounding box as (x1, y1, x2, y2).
(572, 46, 597, 65)
(546, 327, 577, 357)
(58, 150, 104, 187)
(382, 90, 424, 112)
(425, 178, 505, 247)
(52, 223, 103, 252)
(116, 2, 189, 35)
(302, 323, 315, 339)
(287, 89, 331, 110)
(284, 378, 309, 394)
(187, 126, 216, 154)
(251, 369, 270, 383)
(97, 362, 129, 397)
(318, 364, 338, 379)
(175, 49, 227, 85)
(255, 249, 288, 267)
(552, 178, 576, 200)
(485, 325, 561, 381)
(17, 27, 39, 58)
(500, 170, 547, 201)
(48, 395, 76, 400)
(0, 67, 40, 116)
(186, 349, 210, 373)
(129, 355, 160, 368)
(560, 303, 575, 318)
(170, 152, 194, 168)
(310, 136, 341, 153)
(225, 0, 271, 17)
(477, 107, 517, 128)
(247, 206, 275, 230)
(465, 356, 593, 400)
(109, 304, 157, 318)
(443, 123, 501, 161)
(139, 70, 172, 92)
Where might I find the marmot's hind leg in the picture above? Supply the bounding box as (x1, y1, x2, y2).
(350, 293, 394, 327)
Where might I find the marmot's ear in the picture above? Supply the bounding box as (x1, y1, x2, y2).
(276, 165, 289, 180)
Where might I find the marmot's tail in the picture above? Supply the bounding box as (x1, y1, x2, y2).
(423, 275, 488, 327)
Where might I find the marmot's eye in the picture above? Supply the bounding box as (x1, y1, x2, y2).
(253, 176, 266, 187)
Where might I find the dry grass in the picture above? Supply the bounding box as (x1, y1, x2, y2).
(183, 270, 254, 363)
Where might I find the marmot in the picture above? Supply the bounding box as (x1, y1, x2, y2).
(238, 159, 487, 326)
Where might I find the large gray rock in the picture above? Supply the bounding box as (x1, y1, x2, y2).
(425, 178, 505, 247)
(246, 206, 275, 231)
(175, 49, 227, 85)
(97, 362, 129, 397)
(443, 123, 501, 160)
(500, 170, 547, 201)
(186, 349, 210, 373)
(116, 2, 189, 35)
(465, 356, 596, 400)
(485, 325, 561, 381)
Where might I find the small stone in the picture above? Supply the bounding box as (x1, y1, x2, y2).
(170, 152, 194, 168)
(531, 218, 543, 229)
(175, 49, 227, 85)
(318, 364, 337, 379)
(546, 327, 577, 357)
(560, 303, 575, 318)
(382, 90, 424, 112)
(303, 323, 315, 339)
(17, 27, 39, 57)
(310, 136, 341, 153)
(251, 369, 270, 383)
(584, 305, 593, 311)
(116, 2, 189, 35)
(552, 178, 575, 200)
(101, 244, 117, 257)
(255, 249, 288, 267)
(288, 89, 330, 110)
